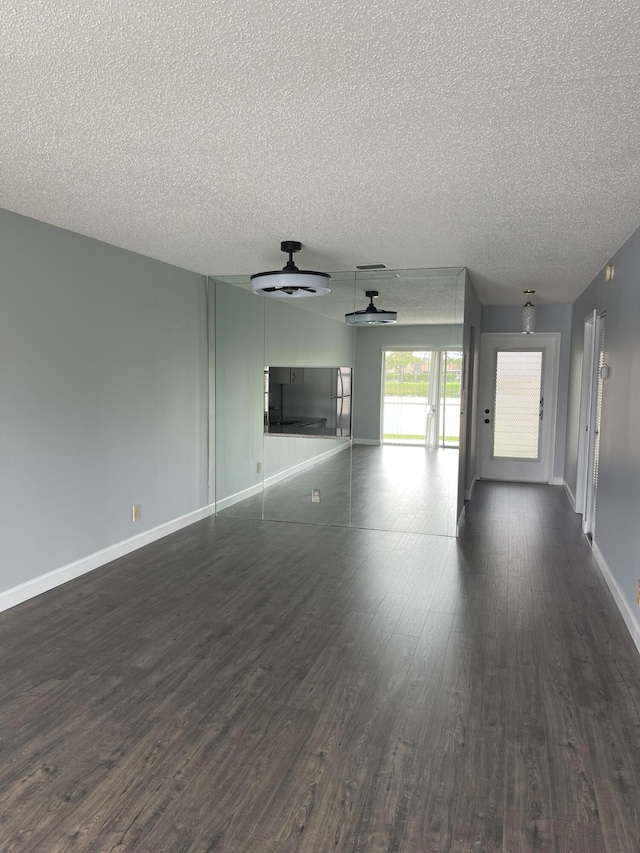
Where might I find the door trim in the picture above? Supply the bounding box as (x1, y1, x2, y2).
(575, 311, 597, 516)
(583, 313, 606, 537)
(478, 332, 560, 484)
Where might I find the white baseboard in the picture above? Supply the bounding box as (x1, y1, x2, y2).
(562, 479, 577, 511)
(457, 503, 466, 533)
(552, 476, 565, 486)
(592, 541, 640, 655)
(464, 477, 477, 502)
(214, 482, 263, 512)
(0, 506, 211, 614)
(215, 442, 351, 512)
(353, 438, 380, 446)
(263, 442, 350, 489)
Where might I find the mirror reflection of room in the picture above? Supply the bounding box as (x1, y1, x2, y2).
(212, 267, 467, 537)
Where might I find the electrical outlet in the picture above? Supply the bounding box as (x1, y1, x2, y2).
(637, 580, 640, 607)
(311, 489, 321, 503)
(132, 504, 141, 522)
(257, 461, 262, 474)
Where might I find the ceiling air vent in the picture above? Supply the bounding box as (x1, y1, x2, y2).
(355, 263, 388, 271)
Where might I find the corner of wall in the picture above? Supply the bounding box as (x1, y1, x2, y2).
(562, 479, 576, 511)
(0, 506, 211, 614)
(592, 542, 640, 655)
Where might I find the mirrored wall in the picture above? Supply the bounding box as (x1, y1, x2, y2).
(208, 267, 465, 537)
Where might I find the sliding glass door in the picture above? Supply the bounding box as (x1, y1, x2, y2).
(382, 349, 461, 448)
(439, 350, 462, 448)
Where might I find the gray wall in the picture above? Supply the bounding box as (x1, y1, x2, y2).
(265, 299, 354, 367)
(0, 209, 208, 595)
(352, 324, 463, 443)
(213, 282, 265, 504)
(565, 224, 640, 618)
(481, 303, 572, 481)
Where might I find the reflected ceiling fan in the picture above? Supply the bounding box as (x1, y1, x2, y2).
(345, 290, 398, 325)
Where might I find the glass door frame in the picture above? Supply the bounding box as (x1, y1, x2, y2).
(437, 349, 463, 449)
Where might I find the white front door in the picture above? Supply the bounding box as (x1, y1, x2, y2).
(479, 333, 560, 483)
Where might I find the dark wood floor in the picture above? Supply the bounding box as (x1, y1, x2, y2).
(1, 482, 639, 851)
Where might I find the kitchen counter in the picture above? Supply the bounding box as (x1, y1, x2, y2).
(265, 423, 350, 439)
(268, 417, 326, 428)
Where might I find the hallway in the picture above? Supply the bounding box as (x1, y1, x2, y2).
(0, 483, 638, 850)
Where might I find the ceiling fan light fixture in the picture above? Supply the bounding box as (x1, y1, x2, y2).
(345, 290, 398, 326)
(521, 290, 536, 334)
(251, 240, 331, 298)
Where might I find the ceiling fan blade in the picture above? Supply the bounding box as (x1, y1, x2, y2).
(261, 285, 317, 294)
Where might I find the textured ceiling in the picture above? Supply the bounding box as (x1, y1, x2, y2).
(1, 0, 639, 305)
(214, 268, 465, 325)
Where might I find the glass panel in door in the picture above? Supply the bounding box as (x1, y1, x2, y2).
(493, 350, 543, 460)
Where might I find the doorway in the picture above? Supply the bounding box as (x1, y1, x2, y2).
(479, 333, 560, 483)
(576, 312, 606, 538)
(382, 349, 462, 448)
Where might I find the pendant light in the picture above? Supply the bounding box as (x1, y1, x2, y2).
(251, 240, 331, 297)
(521, 290, 536, 334)
(345, 291, 397, 326)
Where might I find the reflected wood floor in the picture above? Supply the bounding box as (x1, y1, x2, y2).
(1, 483, 640, 851)
(221, 444, 458, 537)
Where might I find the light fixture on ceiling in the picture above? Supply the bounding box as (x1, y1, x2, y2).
(521, 290, 536, 334)
(250, 240, 331, 298)
(345, 290, 398, 326)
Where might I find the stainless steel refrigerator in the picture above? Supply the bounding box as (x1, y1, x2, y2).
(331, 367, 352, 436)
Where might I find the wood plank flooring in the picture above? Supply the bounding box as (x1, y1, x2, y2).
(220, 444, 459, 537)
(1, 482, 639, 851)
